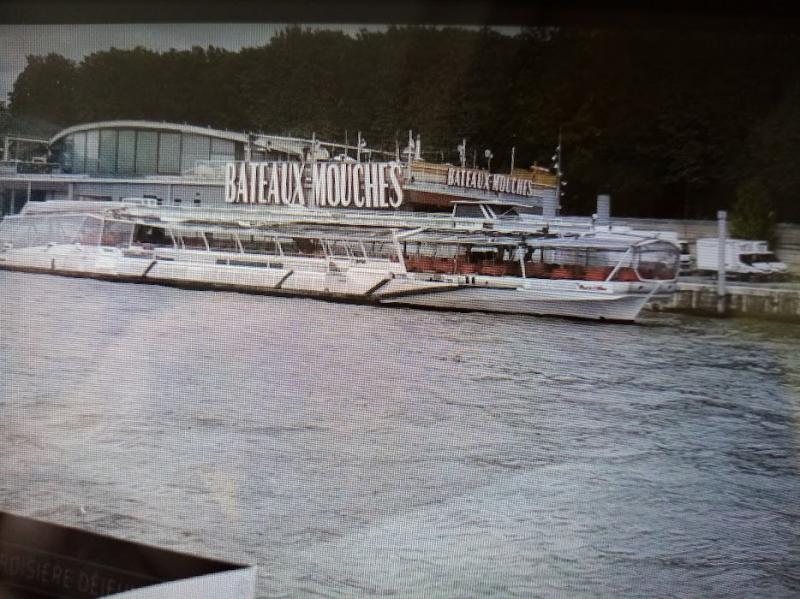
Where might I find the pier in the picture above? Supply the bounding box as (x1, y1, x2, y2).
(651, 279, 800, 322)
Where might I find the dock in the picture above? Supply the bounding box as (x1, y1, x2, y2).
(650, 278, 800, 322)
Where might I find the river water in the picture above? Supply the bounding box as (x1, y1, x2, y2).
(1, 271, 799, 598)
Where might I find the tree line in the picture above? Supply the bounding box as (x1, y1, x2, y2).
(8, 25, 800, 221)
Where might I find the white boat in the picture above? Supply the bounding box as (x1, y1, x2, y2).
(0, 208, 679, 322)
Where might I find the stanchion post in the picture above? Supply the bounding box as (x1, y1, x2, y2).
(717, 210, 727, 315)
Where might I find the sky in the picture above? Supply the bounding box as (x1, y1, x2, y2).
(0, 23, 521, 105)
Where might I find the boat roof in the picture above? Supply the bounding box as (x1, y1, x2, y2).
(451, 199, 530, 208)
(10, 204, 671, 250)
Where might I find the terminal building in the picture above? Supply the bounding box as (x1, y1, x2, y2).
(0, 120, 559, 216)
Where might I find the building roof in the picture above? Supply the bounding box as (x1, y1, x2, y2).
(47, 120, 394, 161)
(49, 120, 253, 146)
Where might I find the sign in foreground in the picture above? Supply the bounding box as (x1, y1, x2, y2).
(225, 161, 404, 208)
(0, 511, 254, 598)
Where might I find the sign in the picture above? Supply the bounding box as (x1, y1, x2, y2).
(446, 167, 539, 197)
(0, 511, 255, 599)
(224, 161, 404, 209)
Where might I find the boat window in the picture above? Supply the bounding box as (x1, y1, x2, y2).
(240, 235, 280, 255)
(453, 204, 486, 219)
(495, 207, 521, 220)
(100, 221, 135, 248)
(364, 241, 397, 260)
(75, 216, 103, 246)
(275, 237, 300, 257)
(178, 233, 207, 250)
(0, 215, 101, 248)
(325, 240, 365, 259)
(290, 237, 323, 256)
(585, 248, 631, 269)
(133, 225, 170, 247)
(206, 233, 238, 252)
(635, 241, 679, 280)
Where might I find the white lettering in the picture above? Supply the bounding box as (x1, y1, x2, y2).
(339, 164, 351, 207)
(224, 163, 236, 203)
(236, 162, 248, 203)
(279, 163, 291, 204)
(363, 164, 374, 208)
(327, 164, 340, 207)
(291, 163, 305, 204)
(388, 165, 403, 208)
(249, 162, 257, 203)
(377, 165, 389, 208)
(226, 161, 407, 209)
(267, 164, 280, 204)
(352, 164, 364, 207)
(312, 163, 327, 207)
(257, 163, 266, 203)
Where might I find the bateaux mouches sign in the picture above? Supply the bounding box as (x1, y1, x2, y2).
(446, 167, 540, 197)
(225, 161, 404, 208)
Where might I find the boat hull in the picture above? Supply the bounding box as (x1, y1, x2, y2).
(377, 285, 649, 321)
(0, 247, 653, 322)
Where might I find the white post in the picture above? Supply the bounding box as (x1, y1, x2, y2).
(415, 134, 421, 161)
(510, 147, 515, 175)
(717, 210, 727, 315)
(357, 131, 361, 163)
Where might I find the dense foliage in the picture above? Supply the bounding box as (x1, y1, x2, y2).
(8, 26, 800, 220)
(730, 179, 778, 248)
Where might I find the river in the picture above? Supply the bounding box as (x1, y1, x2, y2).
(1, 271, 798, 598)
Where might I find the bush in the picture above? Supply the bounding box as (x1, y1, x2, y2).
(730, 179, 778, 248)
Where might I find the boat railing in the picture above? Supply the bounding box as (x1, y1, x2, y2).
(399, 237, 679, 284)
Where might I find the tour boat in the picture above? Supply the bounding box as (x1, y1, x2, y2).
(0, 205, 679, 322)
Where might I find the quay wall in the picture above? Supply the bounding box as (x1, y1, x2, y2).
(651, 282, 800, 322)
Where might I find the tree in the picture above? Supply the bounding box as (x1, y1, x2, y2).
(9, 54, 78, 125)
(730, 178, 777, 247)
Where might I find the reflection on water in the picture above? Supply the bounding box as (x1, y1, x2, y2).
(1, 272, 799, 597)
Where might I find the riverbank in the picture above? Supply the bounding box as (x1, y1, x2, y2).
(650, 277, 800, 322)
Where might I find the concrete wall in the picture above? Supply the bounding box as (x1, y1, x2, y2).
(655, 282, 800, 322)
